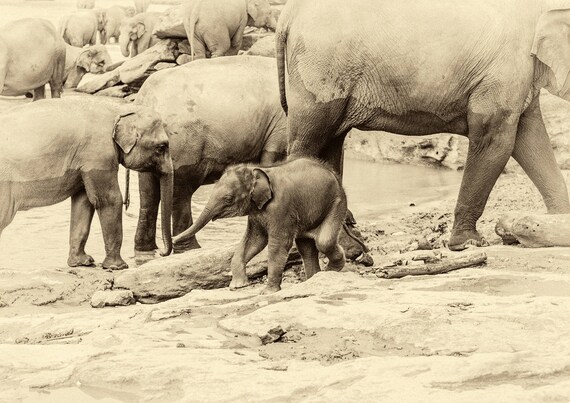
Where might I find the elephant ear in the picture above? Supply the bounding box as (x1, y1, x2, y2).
(247, 0, 259, 21)
(251, 168, 272, 210)
(113, 111, 140, 154)
(532, 9, 570, 99)
(76, 48, 99, 71)
(135, 22, 146, 38)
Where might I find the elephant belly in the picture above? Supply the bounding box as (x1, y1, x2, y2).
(15, 170, 83, 211)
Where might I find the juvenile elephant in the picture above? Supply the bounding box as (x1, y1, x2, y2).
(119, 12, 160, 57)
(277, 0, 570, 251)
(0, 97, 173, 270)
(0, 18, 109, 101)
(64, 44, 112, 89)
(60, 9, 106, 47)
(134, 0, 150, 14)
(134, 56, 287, 255)
(101, 6, 134, 44)
(183, 0, 276, 60)
(173, 158, 347, 294)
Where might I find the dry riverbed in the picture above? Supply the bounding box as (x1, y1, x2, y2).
(1, 169, 570, 402)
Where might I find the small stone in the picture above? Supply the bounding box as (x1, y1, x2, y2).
(90, 290, 135, 308)
(259, 325, 286, 345)
(176, 342, 186, 348)
(154, 62, 177, 71)
(176, 54, 193, 65)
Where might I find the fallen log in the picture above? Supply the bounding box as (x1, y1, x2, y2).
(376, 251, 487, 279)
(113, 245, 301, 304)
(496, 212, 570, 247)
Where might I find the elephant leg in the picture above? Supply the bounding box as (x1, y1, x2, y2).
(190, 38, 207, 60)
(449, 103, 519, 251)
(204, 32, 230, 58)
(295, 238, 321, 279)
(512, 96, 570, 213)
(67, 190, 95, 267)
(134, 171, 160, 253)
(229, 217, 268, 290)
(172, 178, 200, 252)
(315, 200, 346, 272)
(50, 47, 66, 99)
(261, 233, 293, 294)
(259, 150, 284, 166)
(83, 170, 128, 270)
(32, 85, 45, 101)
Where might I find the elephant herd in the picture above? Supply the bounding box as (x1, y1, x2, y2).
(2, 0, 570, 293)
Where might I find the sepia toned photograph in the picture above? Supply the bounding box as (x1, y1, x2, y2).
(1, 0, 570, 401)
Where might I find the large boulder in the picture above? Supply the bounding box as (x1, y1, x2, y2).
(153, 4, 187, 38)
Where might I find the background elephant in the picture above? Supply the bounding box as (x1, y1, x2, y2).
(63, 44, 112, 88)
(76, 0, 95, 9)
(119, 12, 160, 57)
(183, 0, 276, 60)
(0, 18, 66, 101)
(134, 0, 151, 14)
(101, 5, 134, 44)
(0, 97, 173, 270)
(173, 158, 347, 294)
(60, 9, 105, 47)
(277, 0, 570, 251)
(133, 56, 287, 254)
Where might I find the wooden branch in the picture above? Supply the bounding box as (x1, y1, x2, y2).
(495, 212, 570, 247)
(376, 251, 487, 279)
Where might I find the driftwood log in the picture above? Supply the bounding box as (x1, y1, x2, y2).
(114, 245, 301, 304)
(496, 212, 570, 247)
(376, 251, 487, 279)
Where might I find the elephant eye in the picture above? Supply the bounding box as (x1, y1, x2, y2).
(223, 195, 234, 205)
(155, 144, 168, 154)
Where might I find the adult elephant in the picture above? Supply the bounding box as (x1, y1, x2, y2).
(276, 0, 570, 251)
(119, 12, 160, 57)
(183, 0, 276, 60)
(60, 9, 106, 47)
(0, 18, 110, 100)
(0, 97, 173, 270)
(101, 5, 134, 44)
(133, 56, 287, 254)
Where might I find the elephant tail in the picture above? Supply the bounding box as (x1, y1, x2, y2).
(184, 0, 202, 61)
(276, 22, 288, 115)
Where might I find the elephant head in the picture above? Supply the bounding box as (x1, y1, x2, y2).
(246, 0, 277, 30)
(114, 106, 174, 256)
(532, 9, 570, 101)
(65, 45, 112, 88)
(119, 15, 146, 57)
(173, 165, 271, 245)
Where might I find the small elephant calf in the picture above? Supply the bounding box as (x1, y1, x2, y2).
(173, 157, 349, 294)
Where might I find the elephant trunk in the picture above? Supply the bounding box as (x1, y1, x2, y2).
(172, 206, 215, 246)
(158, 170, 173, 257)
(119, 34, 131, 57)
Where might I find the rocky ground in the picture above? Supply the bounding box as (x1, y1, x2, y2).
(1, 168, 570, 402)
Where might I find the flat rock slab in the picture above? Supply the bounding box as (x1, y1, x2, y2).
(76, 40, 179, 94)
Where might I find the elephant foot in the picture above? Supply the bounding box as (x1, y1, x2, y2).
(229, 276, 250, 290)
(172, 237, 201, 254)
(134, 249, 158, 265)
(324, 259, 345, 272)
(260, 284, 281, 295)
(448, 229, 489, 251)
(102, 256, 129, 271)
(67, 252, 95, 267)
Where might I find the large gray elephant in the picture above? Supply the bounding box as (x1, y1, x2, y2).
(119, 12, 161, 57)
(0, 18, 110, 100)
(133, 56, 287, 254)
(0, 97, 173, 270)
(60, 9, 106, 47)
(101, 5, 135, 44)
(183, 0, 276, 60)
(276, 0, 570, 251)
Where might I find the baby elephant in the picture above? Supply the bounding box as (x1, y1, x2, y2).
(173, 158, 348, 294)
